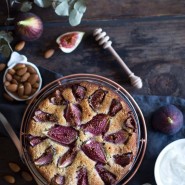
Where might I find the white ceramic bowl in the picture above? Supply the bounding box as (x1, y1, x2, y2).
(154, 139, 185, 185)
(3, 52, 42, 101)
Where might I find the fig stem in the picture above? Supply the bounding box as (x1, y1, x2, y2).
(18, 18, 37, 27)
(167, 117, 173, 124)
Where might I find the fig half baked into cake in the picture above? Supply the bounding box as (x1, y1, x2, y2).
(27, 81, 139, 185)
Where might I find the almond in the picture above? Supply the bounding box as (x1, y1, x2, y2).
(4, 175, 15, 184)
(27, 65, 36, 74)
(21, 171, 33, 182)
(8, 162, 21, 173)
(16, 67, 27, 76)
(32, 82, 39, 89)
(20, 72, 30, 82)
(3, 93, 14, 101)
(44, 49, 55, 59)
(6, 84, 18, 92)
(0, 63, 6, 72)
(13, 75, 21, 82)
(24, 82, 32, 95)
(11, 79, 18, 85)
(6, 73, 12, 81)
(4, 81, 10, 87)
(15, 41, 25, 51)
(8, 68, 15, 75)
(18, 84, 24, 97)
(13, 63, 25, 70)
(28, 74, 39, 85)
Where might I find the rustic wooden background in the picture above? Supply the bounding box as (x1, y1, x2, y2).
(1, 0, 185, 98)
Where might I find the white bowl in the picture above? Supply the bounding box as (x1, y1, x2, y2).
(154, 139, 185, 185)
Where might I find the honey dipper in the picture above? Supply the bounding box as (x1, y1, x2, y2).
(93, 28, 143, 89)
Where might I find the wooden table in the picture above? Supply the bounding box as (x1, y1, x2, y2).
(1, 0, 185, 98)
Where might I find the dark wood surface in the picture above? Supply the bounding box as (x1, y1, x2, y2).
(1, 1, 185, 98)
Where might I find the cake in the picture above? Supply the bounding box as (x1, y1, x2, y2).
(27, 81, 139, 185)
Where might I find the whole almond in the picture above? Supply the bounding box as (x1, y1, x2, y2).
(4, 81, 10, 87)
(13, 75, 21, 82)
(8, 68, 15, 75)
(11, 79, 18, 85)
(32, 82, 39, 89)
(3, 93, 14, 101)
(0, 63, 6, 72)
(8, 162, 21, 173)
(16, 67, 27, 76)
(21, 171, 33, 182)
(18, 84, 24, 97)
(15, 41, 25, 51)
(6, 84, 18, 92)
(24, 82, 32, 95)
(13, 63, 25, 70)
(4, 175, 15, 184)
(44, 49, 55, 59)
(27, 65, 36, 74)
(20, 72, 30, 82)
(6, 73, 12, 81)
(28, 74, 39, 85)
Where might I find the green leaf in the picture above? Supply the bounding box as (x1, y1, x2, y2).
(34, 0, 52, 8)
(74, 0, 86, 13)
(0, 31, 13, 43)
(20, 1, 32, 12)
(1, 45, 11, 58)
(55, 0, 69, 16)
(69, 9, 83, 26)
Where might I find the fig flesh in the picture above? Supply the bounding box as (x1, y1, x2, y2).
(56, 32, 84, 53)
(77, 167, 88, 185)
(114, 153, 133, 167)
(152, 104, 183, 135)
(51, 174, 65, 185)
(15, 13, 43, 41)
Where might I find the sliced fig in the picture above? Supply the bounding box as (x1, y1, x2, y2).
(51, 174, 65, 185)
(114, 153, 133, 167)
(58, 148, 77, 168)
(81, 140, 106, 164)
(104, 130, 129, 144)
(108, 99, 122, 116)
(47, 125, 78, 145)
(81, 114, 109, 136)
(50, 90, 65, 105)
(64, 103, 82, 126)
(89, 89, 107, 110)
(77, 167, 88, 185)
(27, 135, 46, 147)
(56, 32, 84, 53)
(95, 163, 116, 185)
(34, 146, 55, 166)
(33, 110, 58, 122)
(72, 85, 86, 101)
(124, 116, 136, 132)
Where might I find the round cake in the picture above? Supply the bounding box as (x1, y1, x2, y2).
(27, 81, 139, 185)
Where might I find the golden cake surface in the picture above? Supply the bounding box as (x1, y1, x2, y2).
(27, 81, 138, 185)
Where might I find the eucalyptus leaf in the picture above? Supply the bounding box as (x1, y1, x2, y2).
(20, 1, 32, 12)
(0, 31, 13, 43)
(74, 0, 86, 13)
(69, 9, 83, 26)
(55, 0, 69, 16)
(34, 0, 52, 8)
(1, 45, 11, 58)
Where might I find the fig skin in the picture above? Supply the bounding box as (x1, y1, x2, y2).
(14, 13, 43, 41)
(152, 104, 183, 135)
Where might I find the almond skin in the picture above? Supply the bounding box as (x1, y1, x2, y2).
(0, 63, 6, 72)
(18, 84, 24, 97)
(6, 73, 12, 81)
(11, 79, 18, 85)
(6, 84, 18, 92)
(27, 65, 36, 74)
(4, 81, 10, 87)
(20, 72, 30, 82)
(8, 68, 15, 75)
(13, 63, 25, 70)
(15, 41, 25, 51)
(8, 162, 21, 173)
(28, 74, 39, 85)
(16, 67, 27, 76)
(44, 49, 55, 59)
(24, 82, 32, 95)
(21, 171, 33, 182)
(4, 175, 15, 184)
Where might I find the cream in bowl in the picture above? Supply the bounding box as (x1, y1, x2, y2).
(3, 52, 42, 101)
(154, 139, 185, 185)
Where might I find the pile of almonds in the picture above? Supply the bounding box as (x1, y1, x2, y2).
(4, 63, 40, 100)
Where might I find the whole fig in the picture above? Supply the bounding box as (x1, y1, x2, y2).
(152, 104, 183, 135)
(15, 13, 43, 41)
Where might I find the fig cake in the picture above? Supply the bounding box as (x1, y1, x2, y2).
(27, 81, 139, 185)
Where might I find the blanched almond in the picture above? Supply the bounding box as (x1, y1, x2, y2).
(16, 67, 27, 76)
(3, 93, 14, 101)
(21, 171, 33, 182)
(44, 49, 55, 59)
(8, 162, 20, 173)
(28, 74, 39, 85)
(27, 65, 36, 74)
(4, 175, 15, 184)
(6, 84, 18, 92)
(20, 72, 30, 82)
(6, 73, 12, 81)
(24, 82, 32, 95)
(15, 41, 25, 51)
(0, 63, 6, 72)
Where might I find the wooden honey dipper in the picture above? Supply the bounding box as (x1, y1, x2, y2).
(93, 28, 143, 89)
